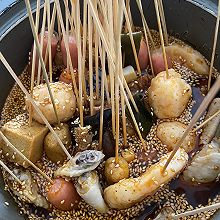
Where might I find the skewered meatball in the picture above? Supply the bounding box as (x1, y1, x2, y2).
(148, 69, 192, 119)
(26, 82, 76, 124)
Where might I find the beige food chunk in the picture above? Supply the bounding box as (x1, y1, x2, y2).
(157, 121, 196, 152)
(44, 123, 71, 163)
(148, 69, 192, 119)
(26, 82, 76, 124)
(0, 114, 48, 168)
(121, 149, 135, 163)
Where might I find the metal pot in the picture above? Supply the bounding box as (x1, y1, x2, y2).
(0, 0, 219, 219)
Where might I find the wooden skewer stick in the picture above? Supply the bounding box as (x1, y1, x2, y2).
(0, 160, 22, 185)
(0, 52, 75, 165)
(37, 2, 47, 86)
(88, 8, 94, 116)
(54, 0, 79, 106)
(0, 131, 53, 184)
(172, 202, 220, 219)
(46, 0, 53, 82)
(75, 0, 84, 127)
(25, 0, 61, 127)
(114, 0, 123, 164)
(99, 43, 106, 148)
(29, 0, 41, 126)
(154, 0, 169, 79)
(107, 0, 116, 135)
(65, 0, 70, 70)
(208, 0, 220, 91)
(162, 75, 220, 172)
(126, 0, 134, 31)
(158, 0, 168, 46)
(122, 0, 141, 75)
(136, 0, 155, 76)
(192, 109, 220, 132)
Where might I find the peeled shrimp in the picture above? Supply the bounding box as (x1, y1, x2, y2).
(104, 148, 188, 210)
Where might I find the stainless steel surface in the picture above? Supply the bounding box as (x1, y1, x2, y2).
(0, 0, 220, 219)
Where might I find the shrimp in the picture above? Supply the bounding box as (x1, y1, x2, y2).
(104, 148, 188, 210)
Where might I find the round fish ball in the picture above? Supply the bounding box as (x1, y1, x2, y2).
(26, 82, 76, 124)
(157, 121, 196, 152)
(104, 157, 129, 184)
(44, 123, 71, 163)
(148, 69, 192, 119)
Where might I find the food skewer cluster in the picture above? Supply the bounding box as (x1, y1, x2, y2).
(0, 0, 220, 219)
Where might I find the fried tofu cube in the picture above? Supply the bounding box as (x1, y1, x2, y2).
(0, 114, 48, 168)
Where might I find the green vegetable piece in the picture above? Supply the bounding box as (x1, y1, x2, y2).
(121, 31, 143, 68)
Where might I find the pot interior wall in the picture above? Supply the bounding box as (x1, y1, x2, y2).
(0, 0, 219, 219)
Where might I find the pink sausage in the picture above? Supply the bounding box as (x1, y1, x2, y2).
(61, 35, 78, 68)
(138, 39, 149, 70)
(151, 48, 172, 74)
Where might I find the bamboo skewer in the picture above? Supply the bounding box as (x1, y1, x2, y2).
(136, 0, 155, 76)
(122, 0, 141, 75)
(158, 0, 168, 46)
(0, 131, 53, 184)
(0, 160, 22, 185)
(75, 0, 84, 127)
(107, 0, 116, 135)
(0, 52, 75, 165)
(192, 109, 220, 132)
(65, 0, 70, 70)
(154, 0, 169, 79)
(208, 0, 220, 91)
(172, 202, 220, 219)
(29, 0, 41, 126)
(162, 75, 220, 172)
(25, 0, 61, 127)
(46, 0, 53, 82)
(37, 2, 47, 86)
(88, 8, 94, 116)
(99, 43, 106, 148)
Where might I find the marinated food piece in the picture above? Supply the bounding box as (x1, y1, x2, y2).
(166, 43, 209, 76)
(138, 39, 149, 70)
(59, 68, 78, 85)
(183, 140, 220, 183)
(200, 98, 220, 145)
(76, 171, 109, 213)
(26, 82, 76, 124)
(47, 178, 80, 211)
(74, 125, 93, 151)
(104, 148, 188, 209)
(9, 169, 49, 209)
(61, 34, 78, 68)
(104, 157, 129, 184)
(148, 69, 192, 119)
(157, 121, 196, 152)
(121, 149, 135, 163)
(0, 114, 48, 168)
(151, 48, 172, 74)
(55, 150, 105, 177)
(44, 123, 71, 163)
